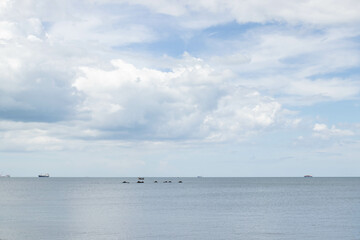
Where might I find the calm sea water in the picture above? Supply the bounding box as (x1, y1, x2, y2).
(0, 177, 359, 240)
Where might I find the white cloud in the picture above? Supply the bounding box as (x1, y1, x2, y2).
(111, 0, 360, 26)
(1, 0, 360, 177)
(73, 55, 292, 142)
(202, 91, 282, 141)
(27, 34, 42, 42)
(209, 26, 360, 105)
(0, 21, 16, 41)
(0, 0, 358, 149)
(313, 123, 354, 139)
(0, 128, 63, 151)
(49, 19, 156, 47)
(280, 78, 360, 105)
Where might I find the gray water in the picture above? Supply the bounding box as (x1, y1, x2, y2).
(0, 177, 359, 240)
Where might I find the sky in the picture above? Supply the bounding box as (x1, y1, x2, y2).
(1, 0, 360, 177)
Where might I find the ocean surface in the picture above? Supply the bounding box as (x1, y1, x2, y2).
(0, 177, 359, 240)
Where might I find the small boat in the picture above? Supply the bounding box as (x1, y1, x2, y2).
(38, 173, 49, 177)
(122, 181, 129, 184)
(178, 181, 182, 183)
(137, 180, 144, 183)
(0, 174, 10, 178)
(304, 175, 313, 178)
(154, 181, 158, 183)
(138, 177, 144, 180)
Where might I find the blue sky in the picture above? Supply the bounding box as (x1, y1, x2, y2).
(1, 0, 360, 177)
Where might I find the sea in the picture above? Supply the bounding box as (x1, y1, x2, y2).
(0, 177, 359, 240)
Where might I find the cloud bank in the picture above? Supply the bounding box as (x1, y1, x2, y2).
(1, 0, 360, 176)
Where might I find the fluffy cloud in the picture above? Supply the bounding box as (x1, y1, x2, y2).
(0, 36, 79, 122)
(1, 0, 360, 177)
(1, 0, 359, 150)
(73, 55, 290, 141)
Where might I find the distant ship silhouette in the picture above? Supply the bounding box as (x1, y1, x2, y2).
(38, 173, 50, 177)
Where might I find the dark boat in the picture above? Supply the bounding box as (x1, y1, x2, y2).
(38, 173, 49, 177)
(304, 175, 313, 178)
(137, 177, 144, 183)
